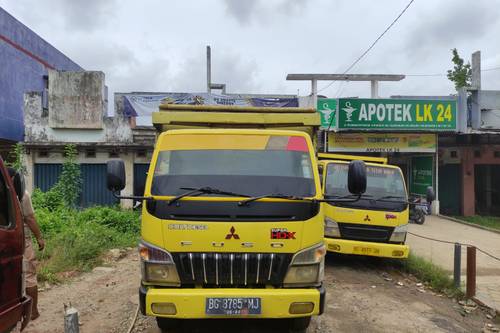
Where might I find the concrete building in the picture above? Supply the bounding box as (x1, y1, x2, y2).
(0, 7, 82, 155)
(23, 70, 153, 208)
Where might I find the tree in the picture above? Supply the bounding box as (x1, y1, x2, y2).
(447, 48, 472, 91)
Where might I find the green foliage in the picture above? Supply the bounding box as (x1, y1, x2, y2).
(51, 145, 82, 208)
(6, 143, 26, 175)
(399, 254, 462, 297)
(453, 215, 500, 231)
(35, 205, 140, 283)
(447, 48, 472, 91)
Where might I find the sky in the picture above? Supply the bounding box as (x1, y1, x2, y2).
(2, 0, 500, 102)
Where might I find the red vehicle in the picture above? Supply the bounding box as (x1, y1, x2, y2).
(0, 157, 31, 332)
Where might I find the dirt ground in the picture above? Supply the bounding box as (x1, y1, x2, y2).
(23, 251, 498, 333)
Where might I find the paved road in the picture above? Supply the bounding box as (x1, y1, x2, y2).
(407, 215, 500, 312)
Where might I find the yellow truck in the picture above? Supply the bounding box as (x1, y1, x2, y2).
(318, 153, 433, 259)
(106, 105, 366, 332)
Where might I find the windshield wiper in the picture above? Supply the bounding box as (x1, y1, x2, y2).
(238, 193, 307, 206)
(375, 195, 406, 202)
(168, 187, 250, 206)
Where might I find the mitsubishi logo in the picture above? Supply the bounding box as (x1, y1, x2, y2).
(225, 226, 240, 240)
(364, 215, 371, 222)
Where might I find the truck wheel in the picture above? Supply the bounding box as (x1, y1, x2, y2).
(288, 316, 311, 333)
(156, 317, 181, 332)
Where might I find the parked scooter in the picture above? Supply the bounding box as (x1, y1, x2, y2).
(409, 195, 426, 224)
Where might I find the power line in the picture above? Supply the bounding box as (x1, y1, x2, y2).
(319, 0, 415, 93)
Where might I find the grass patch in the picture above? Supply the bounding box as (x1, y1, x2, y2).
(396, 253, 463, 298)
(34, 203, 140, 283)
(453, 215, 500, 231)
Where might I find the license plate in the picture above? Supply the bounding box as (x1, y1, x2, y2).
(353, 246, 380, 255)
(205, 297, 261, 315)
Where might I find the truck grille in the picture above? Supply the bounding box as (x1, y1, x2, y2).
(172, 252, 293, 287)
(338, 223, 394, 243)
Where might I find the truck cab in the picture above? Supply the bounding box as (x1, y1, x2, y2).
(0, 158, 32, 332)
(318, 154, 410, 259)
(107, 114, 366, 332)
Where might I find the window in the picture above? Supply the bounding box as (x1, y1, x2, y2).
(0, 169, 12, 227)
(85, 149, 96, 158)
(474, 150, 481, 158)
(38, 150, 49, 158)
(137, 150, 147, 158)
(495, 151, 500, 158)
(109, 151, 119, 158)
(450, 151, 458, 158)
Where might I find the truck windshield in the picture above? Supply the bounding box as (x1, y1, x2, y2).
(325, 162, 407, 211)
(151, 135, 315, 198)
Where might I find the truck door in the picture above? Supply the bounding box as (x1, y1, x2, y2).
(0, 159, 24, 320)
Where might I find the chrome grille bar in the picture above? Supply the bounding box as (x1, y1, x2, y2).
(215, 253, 219, 286)
(202, 253, 207, 284)
(268, 253, 274, 281)
(189, 253, 195, 280)
(256, 253, 261, 284)
(244, 253, 248, 286)
(230, 254, 234, 285)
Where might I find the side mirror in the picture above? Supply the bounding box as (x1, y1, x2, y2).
(7, 168, 25, 201)
(426, 186, 435, 202)
(12, 172, 25, 201)
(348, 160, 366, 195)
(107, 160, 126, 192)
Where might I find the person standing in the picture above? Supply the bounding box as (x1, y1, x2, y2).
(8, 168, 44, 320)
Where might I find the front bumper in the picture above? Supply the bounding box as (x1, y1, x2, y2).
(139, 285, 325, 319)
(325, 238, 409, 258)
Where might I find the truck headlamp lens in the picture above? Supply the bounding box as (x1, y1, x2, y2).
(144, 262, 180, 285)
(139, 241, 180, 286)
(284, 265, 319, 285)
(389, 224, 408, 243)
(324, 217, 340, 238)
(284, 243, 325, 287)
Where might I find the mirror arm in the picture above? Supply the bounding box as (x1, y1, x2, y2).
(317, 194, 362, 203)
(112, 191, 155, 201)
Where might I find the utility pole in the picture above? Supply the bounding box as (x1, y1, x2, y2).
(206, 46, 211, 93)
(470, 51, 481, 129)
(206, 45, 227, 94)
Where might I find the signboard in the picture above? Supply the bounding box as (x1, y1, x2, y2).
(338, 98, 457, 131)
(317, 98, 336, 130)
(123, 93, 298, 126)
(410, 156, 434, 195)
(328, 133, 436, 153)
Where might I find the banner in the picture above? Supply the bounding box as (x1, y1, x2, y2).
(123, 93, 298, 126)
(317, 98, 336, 130)
(328, 133, 436, 153)
(410, 156, 434, 195)
(338, 98, 457, 131)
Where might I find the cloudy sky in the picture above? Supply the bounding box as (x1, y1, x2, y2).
(2, 0, 500, 100)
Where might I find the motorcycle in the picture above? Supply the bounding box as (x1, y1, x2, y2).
(409, 195, 426, 224)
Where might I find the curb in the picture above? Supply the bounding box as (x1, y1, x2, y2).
(438, 215, 500, 236)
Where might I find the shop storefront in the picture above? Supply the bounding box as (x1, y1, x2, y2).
(318, 97, 458, 213)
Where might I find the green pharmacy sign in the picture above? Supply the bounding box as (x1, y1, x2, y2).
(338, 98, 457, 131)
(317, 98, 337, 130)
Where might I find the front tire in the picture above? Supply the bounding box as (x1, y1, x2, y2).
(288, 316, 311, 333)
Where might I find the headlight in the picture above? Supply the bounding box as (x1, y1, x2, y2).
(284, 243, 325, 287)
(324, 217, 340, 237)
(139, 241, 180, 286)
(389, 224, 408, 243)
